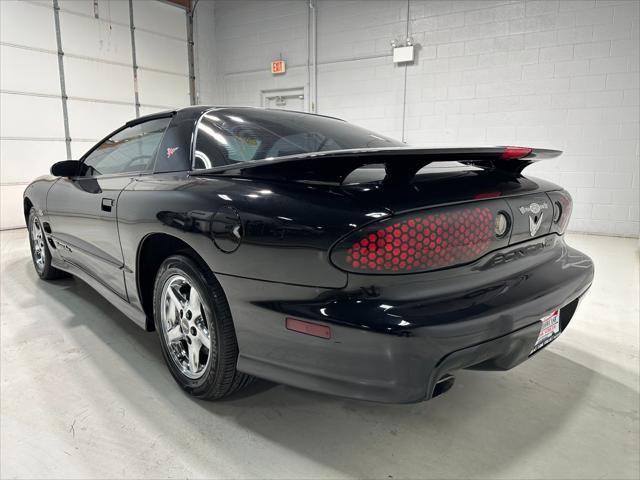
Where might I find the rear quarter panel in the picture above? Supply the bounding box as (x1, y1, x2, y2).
(116, 173, 388, 310)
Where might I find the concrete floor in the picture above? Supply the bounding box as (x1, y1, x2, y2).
(0, 229, 638, 480)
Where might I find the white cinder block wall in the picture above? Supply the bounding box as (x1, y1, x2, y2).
(195, 0, 640, 237)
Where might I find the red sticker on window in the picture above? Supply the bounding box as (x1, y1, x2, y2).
(167, 147, 179, 158)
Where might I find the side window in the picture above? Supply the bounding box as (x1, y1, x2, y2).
(82, 117, 171, 177)
(193, 115, 263, 170)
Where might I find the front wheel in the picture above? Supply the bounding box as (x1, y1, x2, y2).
(153, 254, 253, 399)
(28, 208, 67, 280)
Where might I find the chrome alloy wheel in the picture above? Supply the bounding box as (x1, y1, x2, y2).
(160, 274, 212, 379)
(30, 215, 46, 273)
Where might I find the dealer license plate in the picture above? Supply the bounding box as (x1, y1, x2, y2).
(530, 309, 560, 355)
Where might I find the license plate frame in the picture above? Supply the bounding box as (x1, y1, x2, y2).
(530, 309, 560, 355)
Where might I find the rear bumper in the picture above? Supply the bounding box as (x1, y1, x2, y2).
(219, 234, 594, 403)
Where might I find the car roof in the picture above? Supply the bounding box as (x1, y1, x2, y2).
(126, 106, 346, 128)
(199, 106, 346, 122)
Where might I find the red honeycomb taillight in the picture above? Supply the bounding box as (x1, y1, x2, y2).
(332, 204, 504, 274)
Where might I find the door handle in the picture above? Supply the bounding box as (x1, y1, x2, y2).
(101, 198, 114, 212)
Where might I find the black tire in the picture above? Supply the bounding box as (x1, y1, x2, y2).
(152, 254, 253, 399)
(27, 208, 68, 280)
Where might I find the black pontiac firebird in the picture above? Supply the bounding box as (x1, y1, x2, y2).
(24, 106, 594, 403)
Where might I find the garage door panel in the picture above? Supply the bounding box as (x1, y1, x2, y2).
(135, 30, 187, 74)
(133, 0, 187, 40)
(25, 1, 54, 8)
(138, 70, 189, 108)
(0, 93, 65, 139)
(0, 1, 56, 51)
(64, 57, 134, 103)
(0, 184, 27, 230)
(60, 12, 132, 65)
(67, 100, 134, 141)
(0, 140, 67, 184)
(139, 105, 173, 116)
(0, 45, 61, 96)
(58, 0, 130, 25)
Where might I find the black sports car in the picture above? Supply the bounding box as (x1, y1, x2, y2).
(24, 107, 594, 403)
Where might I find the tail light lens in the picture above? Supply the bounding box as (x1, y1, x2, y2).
(548, 190, 572, 234)
(501, 146, 532, 160)
(331, 202, 510, 274)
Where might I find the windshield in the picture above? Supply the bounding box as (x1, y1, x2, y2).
(192, 108, 405, 170)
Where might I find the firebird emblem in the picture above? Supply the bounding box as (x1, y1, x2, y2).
(519, 202, 548, 215)
(166, 146, 180, 158)
(519, 202, 548, 237)
(529, 213, 544, 236)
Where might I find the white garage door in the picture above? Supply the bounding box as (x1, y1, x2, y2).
(0, 1, 66, 230)
(0, 0, 190, 230)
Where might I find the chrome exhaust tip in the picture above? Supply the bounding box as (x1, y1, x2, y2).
(432, 373, 455, 398)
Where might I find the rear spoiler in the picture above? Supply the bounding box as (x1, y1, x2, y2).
(194, 146, 561, 185)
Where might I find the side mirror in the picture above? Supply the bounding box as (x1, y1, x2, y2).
(50, 160, 81, 177)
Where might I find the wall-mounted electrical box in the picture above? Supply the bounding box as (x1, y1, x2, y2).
(393, 45, 415, 63)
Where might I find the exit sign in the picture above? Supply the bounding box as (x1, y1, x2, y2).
(271, 60, 286, 75)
